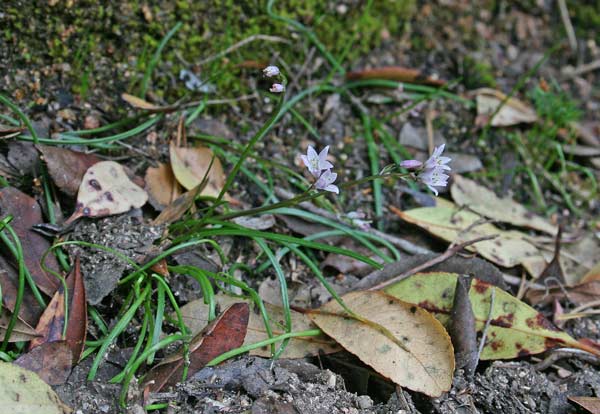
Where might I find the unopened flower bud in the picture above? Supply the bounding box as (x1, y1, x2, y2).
(270, 83, 285, 93)
(263, 65, 280, 77)
(400, 159, 423, 170)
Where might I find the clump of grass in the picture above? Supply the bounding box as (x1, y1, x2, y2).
(507, 81, 596, 214)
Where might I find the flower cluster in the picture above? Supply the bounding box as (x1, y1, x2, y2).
(400, 144, 451, 196)
(301, 145, 339, 194)
(263, 65, 285, 93)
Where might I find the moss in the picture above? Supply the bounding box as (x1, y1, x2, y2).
(3, 0, 415, 102)
(462, 56, 497, 89)
(571, 2, 600, 42)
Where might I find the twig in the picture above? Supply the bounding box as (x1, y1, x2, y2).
(273, 187, 430, 255)
(476, 286, 496, 363)
(562, 59, 600, 79)
(557, 0, 578, 53)
(196, 34, 290, 66)
(534, 348, 600, 371)
(368, 234, 498, 291)
(567, 299, 600, 315)
(183, 94, 259, 108)
(395, 386, 417, 413)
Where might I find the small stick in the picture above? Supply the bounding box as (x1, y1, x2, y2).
(558, 0, 578, 53)
(196, 34, 290, 66)
(534, 348, 600, 371)
(562, 59, 600, 79)
(476, 286, 496, 363)
(273, 187, 430, 255)
(368, 234, 498, 291)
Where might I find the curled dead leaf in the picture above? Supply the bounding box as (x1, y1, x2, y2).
(474, 88, 538, 127)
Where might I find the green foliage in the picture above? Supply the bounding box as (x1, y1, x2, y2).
(3, 0, 415, 99)
(571, 2, 600, 43)
(506, 83, 595, 214)
(528, 82, 581, 128)
(462, 56, 496, 88)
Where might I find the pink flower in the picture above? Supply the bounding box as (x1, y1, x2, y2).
(315, 169, 339, 194)
(270, 83, 285, 93)
(424, 144, 451, 171)
(400, 159, 423, 170)
(301, 145, 334, 178)
(418, 167, 449, 196)
(263, 65, 280, 77)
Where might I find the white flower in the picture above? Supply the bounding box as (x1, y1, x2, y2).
(270, 83, 285, 93)
(301, 145, 334, 178)
(263, 65, 280, 77)
(315, 169, 339, 194)
(418, 167, 449, 196)
(424, 144, 451, 171)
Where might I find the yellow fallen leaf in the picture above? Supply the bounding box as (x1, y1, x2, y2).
(391, 203, 547, 277)
(309, 291, 454, 397)
(0, 362, 72, 413)
(451, 175, 557, 235)
(169, 142, 225, 197)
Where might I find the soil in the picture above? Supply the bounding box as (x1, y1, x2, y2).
(1, 1, 600, 414)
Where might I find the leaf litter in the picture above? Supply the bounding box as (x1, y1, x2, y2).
(385, 272, 600, 359)
(309, 291, 455, 397)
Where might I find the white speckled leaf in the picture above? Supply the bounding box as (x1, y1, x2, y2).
(309, 291, 454, 397)
(67, 161, 147, 223)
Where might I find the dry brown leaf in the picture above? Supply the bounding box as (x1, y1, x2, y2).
(143, 303, 249, 393)
(346, 66, 446, 87)
(37, 145, 101, 196)
(144, 162, 181, 210)
(569, 396, 600, 413)
(451, 175, 557, 235)
(309, 291, 454, 397)
(65, 161, 148, 224)
(14, 341, 73, 385)
(179, 294, 340, 358)
(169, 142, 225, 197)
(0, 309, 40, 342)
(0, 187, 61, 297)
(151, 183, 203, 226)
(474, 88, 538, 127)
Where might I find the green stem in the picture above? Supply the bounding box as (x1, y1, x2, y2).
(206, 329, 322, 366)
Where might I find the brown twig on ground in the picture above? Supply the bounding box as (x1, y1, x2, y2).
(273, 187, 430, 255)
(534, 348, 600, 371)
(557, 0, 577, 53)
(562, 59, 600, 79)
(368, 234, 498, 291)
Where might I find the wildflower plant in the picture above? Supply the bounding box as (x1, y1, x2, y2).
(400, 144, 451, 196)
